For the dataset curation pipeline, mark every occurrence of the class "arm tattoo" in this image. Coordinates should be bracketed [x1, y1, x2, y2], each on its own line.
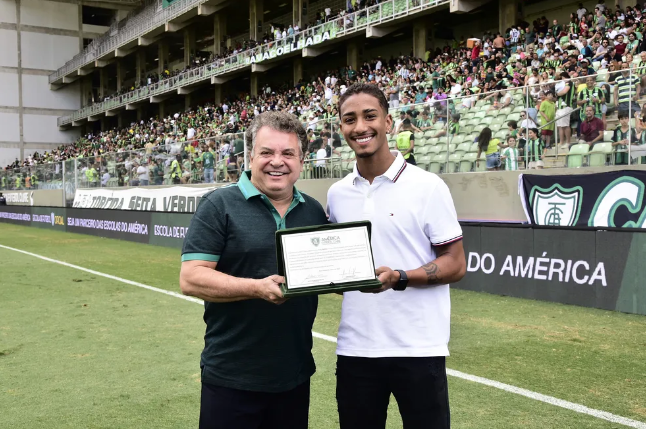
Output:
[422, 262, 440, 284]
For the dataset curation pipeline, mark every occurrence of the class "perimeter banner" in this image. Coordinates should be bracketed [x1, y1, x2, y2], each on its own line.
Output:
[519, 171, 646, 228]
[72, 187, 216, 213]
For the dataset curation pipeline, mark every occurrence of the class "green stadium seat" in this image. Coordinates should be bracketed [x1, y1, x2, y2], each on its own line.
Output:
[469, 142, 479, 153]
[414, 132, 424, 140]
[603, 130, 614, 141]
[433, 122, 445, 130]
[468, 118, 480, 126]
[474, 111, 487, 119]
[588, 143, 613, 166]
[424, 130, 434, 138]
[567, 144, 590, 168]
[480, 117, 493, 126]
[473, 124, 487, 134]
[455, 142, 472, 155]
[416, 138, 427, 147]
[417, 145, 431, 155]
[446, 153, 463, 173]
[417, 154, 432, 171]
[427, 137, 439, 146]
[491, 116, 506, 125]
[428, 145, 441, 155]
[461, 125, 473, 135]
[447, 144, 457, 153]
[507, 113, 521, 122]
[450, 135, 465, 145]
[429, 154, 446, 174]
[460, 152, 477, 172]
[499, 107, 512, 116]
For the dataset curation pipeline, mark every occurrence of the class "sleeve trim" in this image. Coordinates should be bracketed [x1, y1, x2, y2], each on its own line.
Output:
[432, 235, 463, 246]
[181, 253, 221, 262]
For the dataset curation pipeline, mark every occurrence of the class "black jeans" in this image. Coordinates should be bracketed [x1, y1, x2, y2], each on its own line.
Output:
[336, 356, 450, 429]
[199, 380, 310, 429]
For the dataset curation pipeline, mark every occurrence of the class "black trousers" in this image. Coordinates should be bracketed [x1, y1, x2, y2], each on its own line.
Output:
[199, 380, 310, 429]
[336, 356, 450, 429]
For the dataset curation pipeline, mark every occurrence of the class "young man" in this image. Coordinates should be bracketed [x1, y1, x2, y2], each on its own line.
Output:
[612, 113, 637, 165]
[179, 111, 327, 429]
[526, 128, 546, 169]
[328, 83, 466, 429]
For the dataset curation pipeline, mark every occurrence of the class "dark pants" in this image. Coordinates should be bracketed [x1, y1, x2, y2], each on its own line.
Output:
[199, 380, 310, 429]
[336, 356, 450, 429]
[405, 154, 417, 165]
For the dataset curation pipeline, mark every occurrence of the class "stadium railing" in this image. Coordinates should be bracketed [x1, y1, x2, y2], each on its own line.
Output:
[57, 0, 450, 126]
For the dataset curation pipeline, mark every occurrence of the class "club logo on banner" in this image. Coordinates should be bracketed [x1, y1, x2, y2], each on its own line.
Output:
[529, 184, 582, 226]
[520, 171, 646, 228]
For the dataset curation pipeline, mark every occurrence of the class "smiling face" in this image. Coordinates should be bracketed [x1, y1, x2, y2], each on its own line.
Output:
[339, 93, 392, 159]
[249, 127, 303, 199]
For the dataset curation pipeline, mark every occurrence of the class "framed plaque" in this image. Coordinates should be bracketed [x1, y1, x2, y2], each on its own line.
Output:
[276, 221, 382, 297]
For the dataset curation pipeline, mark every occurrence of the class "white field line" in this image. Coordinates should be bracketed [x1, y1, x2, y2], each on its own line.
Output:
[2, 243, 645, 429]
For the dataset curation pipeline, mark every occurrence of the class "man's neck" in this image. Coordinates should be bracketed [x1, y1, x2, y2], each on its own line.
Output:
[356, 148, 396, 185]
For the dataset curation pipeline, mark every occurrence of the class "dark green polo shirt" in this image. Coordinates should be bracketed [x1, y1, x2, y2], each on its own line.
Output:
[181, 171, 327, 392]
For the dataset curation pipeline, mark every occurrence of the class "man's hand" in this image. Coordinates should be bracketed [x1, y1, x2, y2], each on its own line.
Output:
[365, 267, 400, 294]
[254, 275, 287, 304]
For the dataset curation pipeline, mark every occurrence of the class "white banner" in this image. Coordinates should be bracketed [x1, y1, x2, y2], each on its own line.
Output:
[72, 186, 217, 213]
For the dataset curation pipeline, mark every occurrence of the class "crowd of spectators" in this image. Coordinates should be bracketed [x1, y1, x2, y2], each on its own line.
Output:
[7, 1, 646, 186]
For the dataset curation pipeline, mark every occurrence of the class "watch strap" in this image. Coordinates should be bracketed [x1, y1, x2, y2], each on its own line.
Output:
[394, 269, 408, 291]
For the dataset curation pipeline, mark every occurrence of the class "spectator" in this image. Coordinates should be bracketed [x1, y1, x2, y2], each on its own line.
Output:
[525, 128, 546, 169]
[0, 192, 6, 205]
[611, 112, 638, 165]
[539, 90, 556, 147]
[475, 127, 502, 171]
[501, 136, 520, 171]
[579, 105, 605, 148]
[101, 170, 111, 187]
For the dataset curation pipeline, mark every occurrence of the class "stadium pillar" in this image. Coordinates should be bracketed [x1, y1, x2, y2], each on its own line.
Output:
[185, 93, 192, 111]
[158, 40, 169, 75]
[116, 60, 123, 92]
[184, 27, 196, 65]
[214, 14, 226, 55]
[159, 101, 166, 119]
[135, 50, 146, 85]
[251, 74, 259, 97]
[249, 0, 263, 41]
[99, 68, 108, 100]
[137, 106, 144, 122]
[81, 76, 92, 107]
[346, 40, 359, 72]
[293, 57, 303, 85]
[214, 85, 222, 105]
[413, 21, 427, 59]
[292, 0, 304, 28]
[117, 113, 124, 128]
[498, 0, 517, 34]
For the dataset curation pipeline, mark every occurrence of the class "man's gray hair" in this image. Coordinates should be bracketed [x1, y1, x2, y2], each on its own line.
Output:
[245, 111, 308, 159]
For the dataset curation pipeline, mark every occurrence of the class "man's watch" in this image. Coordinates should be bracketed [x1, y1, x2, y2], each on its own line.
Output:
[393, 270, 408, 291]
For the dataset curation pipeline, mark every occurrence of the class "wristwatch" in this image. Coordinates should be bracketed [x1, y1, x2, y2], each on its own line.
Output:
[393, 270, 408, 291]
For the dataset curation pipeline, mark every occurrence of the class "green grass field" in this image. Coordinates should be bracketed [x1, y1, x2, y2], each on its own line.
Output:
[1, 223, 645, 429]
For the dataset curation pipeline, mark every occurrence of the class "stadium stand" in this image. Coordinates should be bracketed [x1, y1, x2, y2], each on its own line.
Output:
[6, 0, 646, 190]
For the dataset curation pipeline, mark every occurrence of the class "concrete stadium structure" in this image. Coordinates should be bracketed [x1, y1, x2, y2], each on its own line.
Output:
[0, 0, 138, 167]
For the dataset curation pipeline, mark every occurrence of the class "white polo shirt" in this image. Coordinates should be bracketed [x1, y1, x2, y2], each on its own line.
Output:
[327, 152, 462, 358]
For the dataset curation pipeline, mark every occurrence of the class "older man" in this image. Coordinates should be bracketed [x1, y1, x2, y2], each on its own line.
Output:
[179, 111, 328, 429]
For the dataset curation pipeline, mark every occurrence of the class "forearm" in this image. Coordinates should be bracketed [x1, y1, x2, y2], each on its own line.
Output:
[180, 265, 258, 303]
[405, 251, 466, 287]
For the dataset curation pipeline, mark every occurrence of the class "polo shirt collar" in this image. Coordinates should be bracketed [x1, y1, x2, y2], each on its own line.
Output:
[351, 151, 407, 185]
[237, 170, 305, 203]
